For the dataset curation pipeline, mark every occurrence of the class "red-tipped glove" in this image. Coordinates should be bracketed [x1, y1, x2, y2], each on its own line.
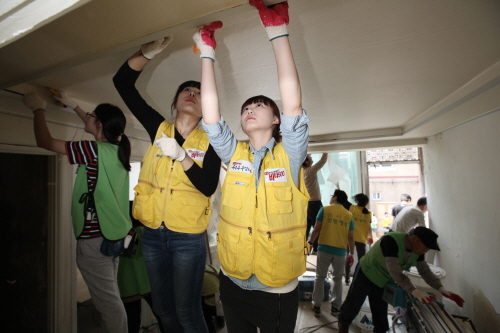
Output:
[347, 254, 354, 267]
[439, 288, 465, 307]
[193, 21, 223, 62]
[249, 0, 289, 41]
[411, 289, 436, 304]
[368, 237, 373, 245]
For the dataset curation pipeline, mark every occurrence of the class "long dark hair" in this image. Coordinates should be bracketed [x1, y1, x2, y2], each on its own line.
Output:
[241, 95, 281, 142]
[353, 193, 370, 214]
[94, 103, 131, 171]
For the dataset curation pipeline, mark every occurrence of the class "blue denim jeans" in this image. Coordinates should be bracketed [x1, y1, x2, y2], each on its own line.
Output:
[142, 224, 208, 333]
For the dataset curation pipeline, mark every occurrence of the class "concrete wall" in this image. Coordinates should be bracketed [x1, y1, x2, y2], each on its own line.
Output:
[423, 110, 500, 331]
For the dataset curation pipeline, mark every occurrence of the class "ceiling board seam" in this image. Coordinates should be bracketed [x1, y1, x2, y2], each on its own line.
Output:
[403, 75, 500, 135]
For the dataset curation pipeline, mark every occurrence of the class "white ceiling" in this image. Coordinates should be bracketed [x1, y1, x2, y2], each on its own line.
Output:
[1, 0, 499, 150]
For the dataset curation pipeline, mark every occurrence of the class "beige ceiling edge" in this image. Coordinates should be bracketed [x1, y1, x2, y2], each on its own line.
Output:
[0, 0, 91, 49]
[309, 127, 403, 143]
[403, 60, 500, 135]
[307, 138, 427, 153]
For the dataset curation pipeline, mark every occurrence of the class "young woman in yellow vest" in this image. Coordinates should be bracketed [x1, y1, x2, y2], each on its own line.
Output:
[23, 92, 132, 332]
[113, 36, 222, 332]
[193, 1, 310, 331]
[345, 193, 374, 285]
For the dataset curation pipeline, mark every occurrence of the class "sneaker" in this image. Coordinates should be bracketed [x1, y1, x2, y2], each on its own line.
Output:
[311, 304, 321, 317]
[331, 306, 340, 316]
[345, 279, 350, 286]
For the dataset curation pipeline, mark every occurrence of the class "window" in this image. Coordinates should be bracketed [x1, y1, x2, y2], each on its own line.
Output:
[372, 192, 381, 200]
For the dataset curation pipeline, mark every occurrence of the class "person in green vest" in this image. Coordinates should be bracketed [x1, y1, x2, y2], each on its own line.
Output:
[24, 92, 132, 333]
[337, 227, 465, 333]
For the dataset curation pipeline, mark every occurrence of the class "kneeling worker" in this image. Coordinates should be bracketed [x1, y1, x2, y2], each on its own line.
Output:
[337, 227, 464, 333]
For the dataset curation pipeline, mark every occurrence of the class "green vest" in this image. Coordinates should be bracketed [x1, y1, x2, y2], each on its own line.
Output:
[71, 141, 132, 240]
[360, 232, 419, 288]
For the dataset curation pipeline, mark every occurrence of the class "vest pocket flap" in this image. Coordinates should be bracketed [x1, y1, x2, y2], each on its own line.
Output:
[271, 185, 292, 201]
[257, 231, 305, 283]
[132, 181, 155, 227]
[222, 175, 250, 210]
[266, 185, 293, 215]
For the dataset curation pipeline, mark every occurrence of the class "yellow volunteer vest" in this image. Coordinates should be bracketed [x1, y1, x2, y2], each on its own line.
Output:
[217, 142, 310, 287]
[350, 205, 372, 244]
[132, 121, 212, 233]
[318, 204, 353, 249]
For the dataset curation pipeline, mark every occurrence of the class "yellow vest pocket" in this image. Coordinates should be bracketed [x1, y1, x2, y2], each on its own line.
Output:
[132, 181, 156, 227]
[266, 184, 293, 215]
[167, 189, 210, 232]
[222, 175, 251, 210]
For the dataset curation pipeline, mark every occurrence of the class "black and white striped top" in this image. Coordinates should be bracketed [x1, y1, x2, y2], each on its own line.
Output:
[66, 140, 102, 238]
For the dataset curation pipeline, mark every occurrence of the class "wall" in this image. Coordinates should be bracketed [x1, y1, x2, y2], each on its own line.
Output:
[0, 91, 151, 161]
[423, 110, 500, 331]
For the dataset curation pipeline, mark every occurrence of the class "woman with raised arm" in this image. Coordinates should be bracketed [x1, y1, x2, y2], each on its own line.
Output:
[23, 92, 132, 332]
[113, 37, 221, 332]
[194, 1, 310, 331]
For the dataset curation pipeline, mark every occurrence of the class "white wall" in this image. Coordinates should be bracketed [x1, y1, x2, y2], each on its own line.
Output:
[423, 110, 500, 328]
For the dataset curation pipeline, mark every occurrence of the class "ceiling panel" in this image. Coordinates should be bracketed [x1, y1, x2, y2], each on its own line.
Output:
[1, 0, 499, 146]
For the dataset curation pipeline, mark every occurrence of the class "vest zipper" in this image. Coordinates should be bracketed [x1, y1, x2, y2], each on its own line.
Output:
[220, 216, 253, 235]
[161, 160, 175, 224]
[257, 225, 305, 240]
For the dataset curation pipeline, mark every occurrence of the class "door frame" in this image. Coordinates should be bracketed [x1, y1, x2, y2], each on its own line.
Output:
[0, 144, 76, 332]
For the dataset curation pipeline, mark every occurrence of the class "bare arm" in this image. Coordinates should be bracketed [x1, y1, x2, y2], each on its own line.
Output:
[271, 36, 302, 117]
[33, 110, 66, 154]
[348, 230, 355, 255]
[200, 57, 221, 124]
[74, 106, 87, 123]
[128, 50, 150, 71]
[308, 221, 322, 244]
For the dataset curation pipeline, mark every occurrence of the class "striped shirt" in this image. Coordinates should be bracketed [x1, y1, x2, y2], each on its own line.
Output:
[66, 140, 102, 238]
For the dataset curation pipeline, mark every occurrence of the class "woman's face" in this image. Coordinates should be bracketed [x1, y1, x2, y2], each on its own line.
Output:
[175, 86, 201, 118]
[84, 111, 100, 135]
[240, 102, 279, 134]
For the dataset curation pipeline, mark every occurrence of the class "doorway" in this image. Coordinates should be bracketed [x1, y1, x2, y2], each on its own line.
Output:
[0, 153, 49, 332]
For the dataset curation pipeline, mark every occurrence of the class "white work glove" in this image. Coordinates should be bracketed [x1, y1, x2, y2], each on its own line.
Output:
[140, 36, 173, 60]
[52, 90, 78, 110]
[439, 287, 465, 307]
[193, 21, 223, 62]
[249, 0, 289, 41]
[23, 93, 46, 112]
[411, 288, 435, 304]
[154, 132, 186, 162]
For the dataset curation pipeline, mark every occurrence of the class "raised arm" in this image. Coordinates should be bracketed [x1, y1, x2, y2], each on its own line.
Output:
[24, 93, 66, 154]
[193, 22, 223, 125]
[129, 37, 173, 71]
[51, 90, 87, 123]
[250, 0, 302, 116]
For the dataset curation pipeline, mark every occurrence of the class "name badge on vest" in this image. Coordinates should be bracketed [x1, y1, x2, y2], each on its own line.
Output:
[186, 149, 206, 162]
[264, 168, 288, 183]
[229, 160, 254, 175]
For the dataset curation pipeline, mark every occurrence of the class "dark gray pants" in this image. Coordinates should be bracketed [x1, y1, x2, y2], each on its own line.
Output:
[219, 272, 299, 333]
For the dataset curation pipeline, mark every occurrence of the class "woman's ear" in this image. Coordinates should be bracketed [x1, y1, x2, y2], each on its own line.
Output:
[272, 116, 280, 125]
